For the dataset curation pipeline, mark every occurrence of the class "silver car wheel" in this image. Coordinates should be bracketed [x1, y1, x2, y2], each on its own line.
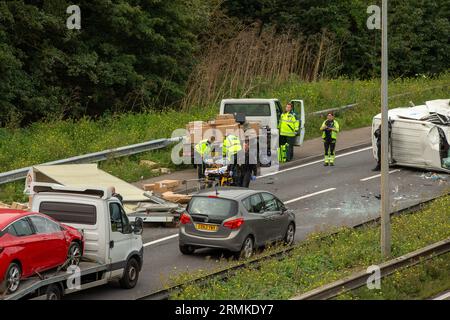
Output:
[7, 265, 21, 293]
[242, 237, 254, 259]
[285, 224, 295, 245]
[68, 243, 81, 266]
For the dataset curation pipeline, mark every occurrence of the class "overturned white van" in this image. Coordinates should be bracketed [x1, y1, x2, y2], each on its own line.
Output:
[372, 99, 450, 173]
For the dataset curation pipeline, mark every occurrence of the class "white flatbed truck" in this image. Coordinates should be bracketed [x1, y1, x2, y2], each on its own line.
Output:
[1, 183, 144, 300]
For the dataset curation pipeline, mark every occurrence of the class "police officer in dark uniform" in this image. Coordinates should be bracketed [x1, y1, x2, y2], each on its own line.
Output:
[237, 141, 257, 188]
[373, 121, 392, 171]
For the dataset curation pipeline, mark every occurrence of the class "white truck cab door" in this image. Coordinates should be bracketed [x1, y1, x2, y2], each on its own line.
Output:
[108, 201, 135, 278]
[290, 100, 305, 146]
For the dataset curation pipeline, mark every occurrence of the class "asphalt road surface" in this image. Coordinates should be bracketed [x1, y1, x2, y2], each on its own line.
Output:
[67, 146, 449, 299]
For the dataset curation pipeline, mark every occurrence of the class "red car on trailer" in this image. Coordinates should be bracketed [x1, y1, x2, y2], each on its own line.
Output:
[0, 209, 84, 294]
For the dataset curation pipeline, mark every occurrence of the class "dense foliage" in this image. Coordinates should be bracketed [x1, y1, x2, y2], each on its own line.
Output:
[0, 0, 206, 125]
[0, 0, 448, 125]
[223, 0, 450, 78]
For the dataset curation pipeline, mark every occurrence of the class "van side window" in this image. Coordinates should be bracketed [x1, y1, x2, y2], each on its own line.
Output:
[109, 202, 131, 234]
[275, 100, 282, 122]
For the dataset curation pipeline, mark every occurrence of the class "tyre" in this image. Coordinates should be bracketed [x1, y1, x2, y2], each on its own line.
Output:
[45, 284, 63, 300]
[65, 242, 82, 269]
[0, 263, 22, 294]
[237, 236, 254, 260]
[179, 244, 195, 255]
[284, 223, 295, 246]
[119, 258, 140, 289]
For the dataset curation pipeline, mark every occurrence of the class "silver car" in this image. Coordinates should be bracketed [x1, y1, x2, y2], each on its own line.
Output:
[179, 188, 296, 259]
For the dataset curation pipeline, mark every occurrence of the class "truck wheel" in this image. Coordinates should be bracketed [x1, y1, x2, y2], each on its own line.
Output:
[0, 263, 21, 294]
[46, 284, 63, 300]
[179, 245, 195, 255]
[119, 258, 140, 289]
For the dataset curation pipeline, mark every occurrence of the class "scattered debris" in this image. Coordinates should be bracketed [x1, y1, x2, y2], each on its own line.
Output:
[139, 160, 158, 169]
[420, 172, 448, 182]
[0, 201, 11, 208]
[161, 191, 192, 204]
[151, 167, 172, 175]
[143, 183, 156, 192]
[10, 202, 28, 210]
[145, 180, 182, 194]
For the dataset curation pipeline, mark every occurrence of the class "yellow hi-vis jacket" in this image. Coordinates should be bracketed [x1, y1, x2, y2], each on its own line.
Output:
[279, 112, 299, 137]
[320, 120, 340, 140]
[222, 134, 242, 159]
[195, 139, 212, 157]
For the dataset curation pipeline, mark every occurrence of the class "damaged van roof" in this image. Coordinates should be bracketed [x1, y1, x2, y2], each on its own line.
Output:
[374, 99, 450, 124]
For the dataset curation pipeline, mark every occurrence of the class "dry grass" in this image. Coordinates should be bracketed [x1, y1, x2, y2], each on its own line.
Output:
[182, 25, 340, 109]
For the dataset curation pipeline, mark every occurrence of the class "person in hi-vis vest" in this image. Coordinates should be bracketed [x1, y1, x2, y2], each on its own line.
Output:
[320, 112, 340, 166]
[194, 136, 215, 178]
[278, 103, 299, 162]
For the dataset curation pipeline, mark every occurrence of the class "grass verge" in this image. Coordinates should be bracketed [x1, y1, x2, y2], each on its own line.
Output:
[170, 195, 450, 300]
[0, 74, 449, 202]
[335, 253, 450, 300]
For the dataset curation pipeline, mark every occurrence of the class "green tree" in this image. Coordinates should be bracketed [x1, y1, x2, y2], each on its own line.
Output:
[0, 0, 203, 125]
[222, 0, 450, 78]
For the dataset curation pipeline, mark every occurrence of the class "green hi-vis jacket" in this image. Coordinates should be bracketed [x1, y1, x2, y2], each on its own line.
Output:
[222, 134, 242, 158]
[279, 112, 299, 137]
[195, 139, 212, 156]
[320, 120, 340, 140]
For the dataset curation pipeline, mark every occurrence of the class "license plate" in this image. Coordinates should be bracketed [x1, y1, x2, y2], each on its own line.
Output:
[195, 223, 219, 232]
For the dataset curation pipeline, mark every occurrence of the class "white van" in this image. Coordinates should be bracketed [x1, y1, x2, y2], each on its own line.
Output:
[219, 98, 306, 146]
[372, 99, 450, 173]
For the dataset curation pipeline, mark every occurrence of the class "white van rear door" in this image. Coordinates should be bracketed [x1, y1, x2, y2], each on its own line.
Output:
[290, 100, 305, 146]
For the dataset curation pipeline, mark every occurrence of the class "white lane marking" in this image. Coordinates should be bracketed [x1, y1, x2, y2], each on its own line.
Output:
[285, 188, 337, 204]
[360, 169, 401, 182]
[143, 147, 370, 248]
[433, 292, 450, 300]
[258, 146, 373, 178]
[143, 234, 178, 247]
[144, 188, 337, 247]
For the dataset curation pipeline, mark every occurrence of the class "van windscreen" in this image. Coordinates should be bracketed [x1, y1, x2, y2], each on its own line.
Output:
[224, 103, 271, 117]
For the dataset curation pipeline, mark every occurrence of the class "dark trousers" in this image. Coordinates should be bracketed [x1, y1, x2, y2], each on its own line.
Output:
[197, 162, 206, 179]
[280, 136, 295, 161]
[195, 151, 206, 179]
[376, 141, 381, 167]
[324, 139, 336, 162]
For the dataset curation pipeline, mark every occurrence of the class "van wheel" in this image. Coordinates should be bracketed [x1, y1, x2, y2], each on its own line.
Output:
[119, 258, 140, 289]
[66, 242, 82, 269]
[46, 284, 63, 300]
[0, 263, 21, 294]
[237, 236, 254, 260]
[284, 223, 295, 246]
[179, 245, 195, 255]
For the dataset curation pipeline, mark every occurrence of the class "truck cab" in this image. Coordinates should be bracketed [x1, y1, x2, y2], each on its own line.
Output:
[219, 98, 305, 146]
